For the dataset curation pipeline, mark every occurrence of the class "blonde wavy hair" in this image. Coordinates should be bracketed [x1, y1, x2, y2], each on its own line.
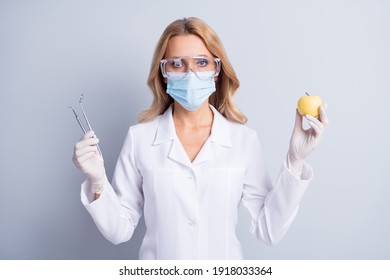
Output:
[139, 17, 247, 124]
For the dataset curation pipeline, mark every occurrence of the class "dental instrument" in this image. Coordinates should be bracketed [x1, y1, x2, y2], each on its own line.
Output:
[68, 95, 103, 159]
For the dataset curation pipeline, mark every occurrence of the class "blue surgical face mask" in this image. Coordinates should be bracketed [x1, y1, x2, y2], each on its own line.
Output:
[166, 72, 216, 112]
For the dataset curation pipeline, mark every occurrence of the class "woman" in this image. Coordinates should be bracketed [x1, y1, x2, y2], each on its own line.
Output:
[73, 17, 328, 259]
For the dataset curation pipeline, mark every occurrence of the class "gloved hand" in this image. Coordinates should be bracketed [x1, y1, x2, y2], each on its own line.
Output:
[286, 104, 329, 177]
[73, 131, 106, 194]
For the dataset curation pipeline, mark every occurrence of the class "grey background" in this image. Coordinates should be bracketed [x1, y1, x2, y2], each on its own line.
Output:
[1, 0, 389, 259]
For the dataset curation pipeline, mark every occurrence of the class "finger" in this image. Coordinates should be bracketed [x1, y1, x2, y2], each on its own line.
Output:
[319, 105, 329, 127]
[80, 130, 95, 141]
[293, 109, 304, 132]
[74, 151, 98, 166]
[305, 114, 325, 134]
[74, 145, 98, 158]
[75, 137, 100, 150]
[305, 114, 325, 129]
[307, 119, 324, 136]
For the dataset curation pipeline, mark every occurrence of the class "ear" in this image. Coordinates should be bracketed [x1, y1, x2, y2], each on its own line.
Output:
[164, 78, 168, 83]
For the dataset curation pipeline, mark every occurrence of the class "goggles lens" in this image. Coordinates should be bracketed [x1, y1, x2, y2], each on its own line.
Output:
[160, 56, 221, 80]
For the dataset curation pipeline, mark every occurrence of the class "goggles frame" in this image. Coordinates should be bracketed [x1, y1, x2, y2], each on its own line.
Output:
[160, 56, 221, 80]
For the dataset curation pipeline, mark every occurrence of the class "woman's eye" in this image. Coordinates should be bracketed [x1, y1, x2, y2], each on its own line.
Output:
[172, 59, 183, 68]
[197, 59, 208, 67]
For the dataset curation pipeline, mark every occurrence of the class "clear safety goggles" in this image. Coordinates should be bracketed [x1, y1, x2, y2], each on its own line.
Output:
[160, 56, 221, 80]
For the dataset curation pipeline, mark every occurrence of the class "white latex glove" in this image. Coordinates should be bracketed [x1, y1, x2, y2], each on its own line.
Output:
[73, 131, 106, 194]
[286, 104, 329, 177]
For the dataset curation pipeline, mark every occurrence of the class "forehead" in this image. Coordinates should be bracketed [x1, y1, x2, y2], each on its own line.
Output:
[164, 34, 213, 58]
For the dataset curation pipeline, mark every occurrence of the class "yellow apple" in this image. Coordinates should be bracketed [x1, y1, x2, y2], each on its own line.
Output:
[297, 93, 323, 118]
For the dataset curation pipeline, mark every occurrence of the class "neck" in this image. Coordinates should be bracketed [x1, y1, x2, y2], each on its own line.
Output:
[172, 102, 213, 128]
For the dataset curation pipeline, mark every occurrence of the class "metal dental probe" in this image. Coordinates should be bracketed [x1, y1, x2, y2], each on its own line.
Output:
[67, 106, 87, 134]
[79, 94, 93, 132]
[78, 94, 103, 158]
[68, 95, 103, 159]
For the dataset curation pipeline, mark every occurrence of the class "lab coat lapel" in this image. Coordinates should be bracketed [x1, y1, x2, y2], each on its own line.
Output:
[169, 138, 193, 167]
[192, 138, 213, 165]
[153, 105, 193, 167]
[193, 105, 233, 165]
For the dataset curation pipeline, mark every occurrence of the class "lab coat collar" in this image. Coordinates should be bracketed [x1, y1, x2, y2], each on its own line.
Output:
[153, 105, 176, 145]
[153, 104, 233, 148]
[209, 105, 233, 148]
[153, 103, 233, 167]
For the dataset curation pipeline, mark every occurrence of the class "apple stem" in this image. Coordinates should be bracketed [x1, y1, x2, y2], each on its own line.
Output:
[305, 92, 310, 96]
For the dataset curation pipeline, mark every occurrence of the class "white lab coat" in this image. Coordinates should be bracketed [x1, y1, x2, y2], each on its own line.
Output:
[81, 104, 313, 259]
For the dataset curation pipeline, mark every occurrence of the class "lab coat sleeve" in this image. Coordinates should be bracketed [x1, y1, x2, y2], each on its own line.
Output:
[80, 126, 143, 245]
[241, 130, 313, 245]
